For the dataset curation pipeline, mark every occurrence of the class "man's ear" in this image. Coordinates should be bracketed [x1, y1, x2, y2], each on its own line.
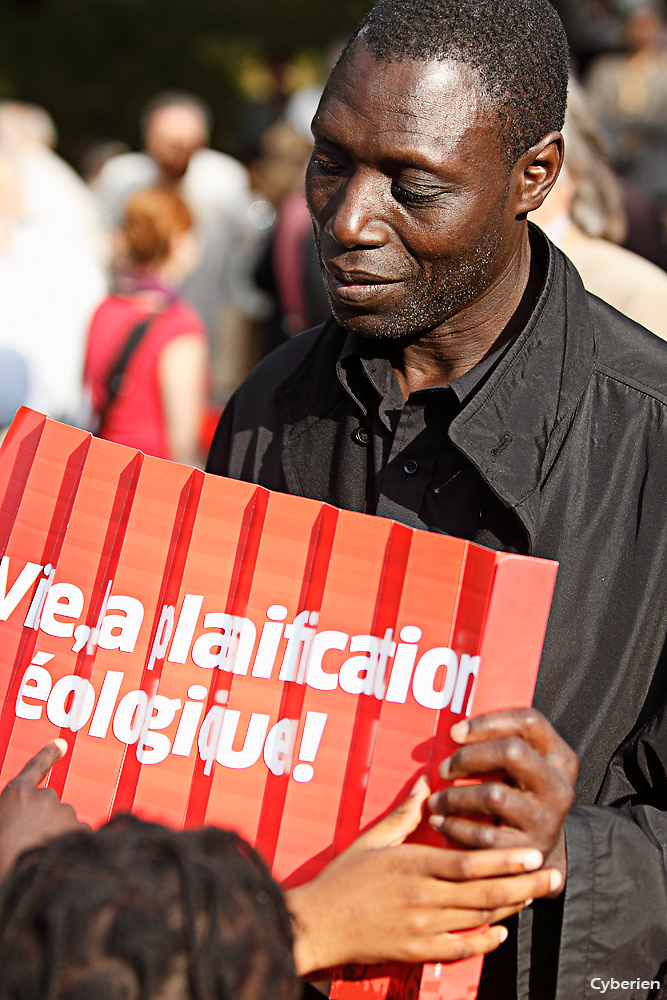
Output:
[512, 132, 564, 220]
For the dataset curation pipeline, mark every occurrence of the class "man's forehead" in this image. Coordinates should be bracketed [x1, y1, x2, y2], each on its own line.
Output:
[315, 45, 495, 157]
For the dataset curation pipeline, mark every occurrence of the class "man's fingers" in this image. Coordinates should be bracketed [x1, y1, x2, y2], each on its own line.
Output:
[438, 738, 551, 790]
[449, 710, 578, 781]
[433, 814, 531, 851]
[450, 709, 556, 751]
[9, 738, 68, 789]
[431, 779, 543, 828]
[352, 775, 430, 850]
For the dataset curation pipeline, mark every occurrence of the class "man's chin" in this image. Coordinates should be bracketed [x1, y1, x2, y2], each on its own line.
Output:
[330, 303, 412, 341]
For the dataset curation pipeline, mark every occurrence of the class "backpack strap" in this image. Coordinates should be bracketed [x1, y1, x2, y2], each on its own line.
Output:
[97, 313, 159, 431]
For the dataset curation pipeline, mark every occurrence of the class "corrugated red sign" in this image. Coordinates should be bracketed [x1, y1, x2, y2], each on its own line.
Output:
[0, 408, 558, 999]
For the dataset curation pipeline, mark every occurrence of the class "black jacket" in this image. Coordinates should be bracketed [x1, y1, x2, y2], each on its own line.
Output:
[208, 237, 667, 999]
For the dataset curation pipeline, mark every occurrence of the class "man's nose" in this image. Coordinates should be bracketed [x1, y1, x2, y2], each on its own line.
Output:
[324, 170, 390, 249]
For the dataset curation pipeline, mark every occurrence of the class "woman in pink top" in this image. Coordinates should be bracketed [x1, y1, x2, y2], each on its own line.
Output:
[85, 188, 207, 464]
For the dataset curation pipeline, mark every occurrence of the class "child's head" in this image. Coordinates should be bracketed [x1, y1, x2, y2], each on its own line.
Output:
[0, 816, 298, 1000]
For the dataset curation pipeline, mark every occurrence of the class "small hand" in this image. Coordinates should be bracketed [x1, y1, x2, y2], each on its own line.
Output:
[428, 709, 578, 894]
[287, 776, 562, 976]
[0, 739, 89, 881]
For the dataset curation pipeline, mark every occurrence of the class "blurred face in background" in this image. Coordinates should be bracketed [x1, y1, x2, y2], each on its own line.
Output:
[144, 105, 209, 182]
[625, 8, 664, 53]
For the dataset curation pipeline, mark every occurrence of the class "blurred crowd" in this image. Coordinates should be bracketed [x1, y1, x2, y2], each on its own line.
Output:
[3, 1, 667, 464]
[0, 62, 328, 466]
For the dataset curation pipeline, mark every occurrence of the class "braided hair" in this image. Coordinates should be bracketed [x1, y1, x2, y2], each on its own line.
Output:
[0, 816, 298, 1000]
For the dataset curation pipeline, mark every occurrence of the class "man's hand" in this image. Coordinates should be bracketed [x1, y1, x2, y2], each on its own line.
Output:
[0, 738, 89, 880]
[427, 709, 578, 894]
[287, 776, 563, 976]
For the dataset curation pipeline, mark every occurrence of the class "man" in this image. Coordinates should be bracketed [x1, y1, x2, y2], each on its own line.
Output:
[207, 0, 667, 997]
[94, 92, 251, 361]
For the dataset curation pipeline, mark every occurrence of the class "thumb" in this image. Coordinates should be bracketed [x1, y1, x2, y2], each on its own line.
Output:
[353, 775, 431, 850]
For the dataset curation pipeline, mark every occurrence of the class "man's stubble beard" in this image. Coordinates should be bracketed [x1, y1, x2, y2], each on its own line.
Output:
[316, 222, 506, 342]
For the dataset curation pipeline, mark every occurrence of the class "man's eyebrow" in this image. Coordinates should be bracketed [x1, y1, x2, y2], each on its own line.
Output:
[312, 129, 452, 176]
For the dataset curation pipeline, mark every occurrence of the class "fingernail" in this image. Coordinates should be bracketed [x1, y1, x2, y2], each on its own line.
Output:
[429, 815, 445, 830]
[521, 850, 543, 871]
[549, 870, 563, 891]
[498, 926, 508, 943]
[450, 721, 469, 742]
[410, 775, 429, 796]
[524, 898, 534, 908]
[427, 791, 440, 812]
[53, 738, 68, 756]
[439, 757, 452, 778]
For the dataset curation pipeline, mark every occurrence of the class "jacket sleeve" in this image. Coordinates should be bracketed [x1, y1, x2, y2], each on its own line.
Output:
[551, 696, 667, 1000]
[205, 395, 236, 477]
[553, 803, 667, 999]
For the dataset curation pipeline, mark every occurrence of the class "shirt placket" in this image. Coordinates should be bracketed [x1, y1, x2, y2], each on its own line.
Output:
[375, 401, 436, 526]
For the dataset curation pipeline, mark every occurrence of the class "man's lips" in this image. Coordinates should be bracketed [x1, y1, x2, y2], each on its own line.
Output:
[325, 267, 401, 304]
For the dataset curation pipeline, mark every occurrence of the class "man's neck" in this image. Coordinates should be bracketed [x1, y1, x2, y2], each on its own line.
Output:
[388, 231, 532, 399]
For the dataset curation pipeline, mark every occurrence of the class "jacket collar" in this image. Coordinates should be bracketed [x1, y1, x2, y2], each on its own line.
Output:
[274, 230, 597, 550]
[448, 234, 596, 549]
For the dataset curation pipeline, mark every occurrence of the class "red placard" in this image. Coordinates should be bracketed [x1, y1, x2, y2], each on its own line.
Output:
[0, 410, 558, 999]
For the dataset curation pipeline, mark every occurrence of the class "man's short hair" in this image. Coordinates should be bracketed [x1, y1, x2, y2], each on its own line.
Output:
[140, 90, 212, 137]
[342, 0, 569, 166]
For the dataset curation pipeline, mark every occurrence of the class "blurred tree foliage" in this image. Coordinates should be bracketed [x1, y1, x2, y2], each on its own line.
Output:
[0, 0, 373, 166]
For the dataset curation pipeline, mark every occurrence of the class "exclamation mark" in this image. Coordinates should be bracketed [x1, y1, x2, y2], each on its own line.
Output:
[292, 712, 327, 783]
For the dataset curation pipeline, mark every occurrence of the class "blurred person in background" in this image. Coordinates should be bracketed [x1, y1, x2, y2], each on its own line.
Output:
[551, 0, 624, 72]
[0, 149, 106, 422]
[0, 102, 104, 263]
[80, 139, 130, 188]
[251, 122, 329, 355]
[531, 79, 667, 338]
[85, 188, 207, 467]
[0, 350, 28, 437]
[585, 3, 667, 207]
[93, 91, 252, 396]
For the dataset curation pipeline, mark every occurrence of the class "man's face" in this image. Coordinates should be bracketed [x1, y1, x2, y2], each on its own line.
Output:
[306, 44, 521, 341]
[145, 106, 208, 181]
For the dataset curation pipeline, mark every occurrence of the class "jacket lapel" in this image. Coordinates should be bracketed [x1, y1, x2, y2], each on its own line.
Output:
[449, 241, 596, 552]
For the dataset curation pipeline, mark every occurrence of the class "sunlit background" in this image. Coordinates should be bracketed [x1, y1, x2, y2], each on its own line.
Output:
[1, 0, 667, 467]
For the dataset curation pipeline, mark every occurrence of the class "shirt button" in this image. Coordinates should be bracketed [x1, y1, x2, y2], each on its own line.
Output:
[353, 426, 370, 445]
[403, 460, 418, 475]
